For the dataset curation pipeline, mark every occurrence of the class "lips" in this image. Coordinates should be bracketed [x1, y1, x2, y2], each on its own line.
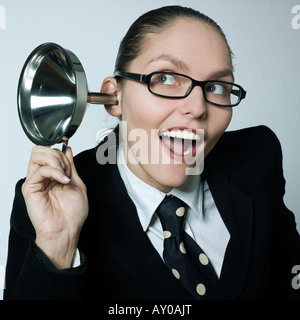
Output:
[158, 127, 204, 162]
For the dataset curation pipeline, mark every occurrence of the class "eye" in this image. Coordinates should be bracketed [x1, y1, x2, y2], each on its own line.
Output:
[155, 73, 177, 85]
[206, 83, 226, 95]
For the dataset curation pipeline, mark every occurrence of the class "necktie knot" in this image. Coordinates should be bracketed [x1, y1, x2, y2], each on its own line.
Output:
[156, 196, 186, 238]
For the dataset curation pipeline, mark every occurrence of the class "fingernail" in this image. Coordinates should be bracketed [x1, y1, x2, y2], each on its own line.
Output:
[63, 175, 70, 183]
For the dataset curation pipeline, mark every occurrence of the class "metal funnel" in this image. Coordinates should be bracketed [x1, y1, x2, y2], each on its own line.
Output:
[18, 42, 117, 151]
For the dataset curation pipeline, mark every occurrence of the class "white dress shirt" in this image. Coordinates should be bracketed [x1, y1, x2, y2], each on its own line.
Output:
[117, 144, 230, 278]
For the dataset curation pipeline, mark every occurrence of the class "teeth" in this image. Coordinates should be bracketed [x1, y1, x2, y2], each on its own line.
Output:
[159, 130, 201, 141]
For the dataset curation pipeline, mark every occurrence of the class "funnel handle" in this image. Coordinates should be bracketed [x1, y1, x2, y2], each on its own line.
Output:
[62, 139, 69, 154]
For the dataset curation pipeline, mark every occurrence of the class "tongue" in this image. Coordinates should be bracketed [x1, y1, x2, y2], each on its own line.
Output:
[173, 137, 184, 155]
[161, 136, 192, 155]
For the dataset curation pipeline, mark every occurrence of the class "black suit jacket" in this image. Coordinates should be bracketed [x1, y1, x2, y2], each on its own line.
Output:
[4, 126, 300, 299]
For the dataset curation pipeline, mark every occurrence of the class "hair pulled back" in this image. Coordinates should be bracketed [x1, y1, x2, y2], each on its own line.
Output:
[114, 5, 232, 73]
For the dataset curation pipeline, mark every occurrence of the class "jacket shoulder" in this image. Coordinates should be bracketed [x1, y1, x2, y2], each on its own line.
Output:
[223, 125, 281, 147]
[73, 128, 118, 178]
[74, 147, 98, 170]
[221, 125, 281, 157]
[206, 126, 283, 175]
[73, 142, 119, 200]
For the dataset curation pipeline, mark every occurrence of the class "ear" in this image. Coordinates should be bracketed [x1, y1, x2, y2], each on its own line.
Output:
[101, 77, 122, 117]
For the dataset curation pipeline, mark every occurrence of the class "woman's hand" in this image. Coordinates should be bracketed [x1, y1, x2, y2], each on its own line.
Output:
[22, 146, 88, 269]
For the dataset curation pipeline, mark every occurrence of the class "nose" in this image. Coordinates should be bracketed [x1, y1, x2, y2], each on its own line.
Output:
[178, 85, 207, 119]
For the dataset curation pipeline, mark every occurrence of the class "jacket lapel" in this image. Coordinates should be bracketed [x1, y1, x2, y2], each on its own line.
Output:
[203, 141, 255, 299]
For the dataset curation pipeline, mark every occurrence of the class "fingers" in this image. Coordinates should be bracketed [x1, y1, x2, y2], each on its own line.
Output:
[27, 165, 71, 187]
[65, 147, 85, 188]
[23, 146, 73, 195]
[27, 146, 71, 180]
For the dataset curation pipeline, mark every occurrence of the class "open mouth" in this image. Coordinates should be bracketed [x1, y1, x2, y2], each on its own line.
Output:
[158, 127, 204, 162]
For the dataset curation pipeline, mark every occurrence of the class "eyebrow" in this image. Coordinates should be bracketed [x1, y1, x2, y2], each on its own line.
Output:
[148, 55, 188, 72]
[148, 55, 234, 80]
[208, 69, 234, 81]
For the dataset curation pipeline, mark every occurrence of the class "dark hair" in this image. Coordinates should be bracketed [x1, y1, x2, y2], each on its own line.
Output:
[114, 5, 232, 73]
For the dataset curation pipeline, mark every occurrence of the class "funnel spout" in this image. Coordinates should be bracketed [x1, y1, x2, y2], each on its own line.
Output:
[87, 92, 118, 105]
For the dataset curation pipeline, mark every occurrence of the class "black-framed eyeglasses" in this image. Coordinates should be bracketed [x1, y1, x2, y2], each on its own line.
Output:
[114, 71, 246, 107]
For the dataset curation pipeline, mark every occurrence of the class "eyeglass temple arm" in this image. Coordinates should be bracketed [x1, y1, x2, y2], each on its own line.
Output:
[114, 71, 146, 83]
[87, 71, 148, 105]
[232, 88, 247, 99]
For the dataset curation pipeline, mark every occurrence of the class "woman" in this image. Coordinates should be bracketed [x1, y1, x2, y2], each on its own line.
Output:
[5, 5, 300, 299]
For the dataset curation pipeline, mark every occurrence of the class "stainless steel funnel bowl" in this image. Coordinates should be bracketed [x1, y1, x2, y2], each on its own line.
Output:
[17, 42, 117, 151]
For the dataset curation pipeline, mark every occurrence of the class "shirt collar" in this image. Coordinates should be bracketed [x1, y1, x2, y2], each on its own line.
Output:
[117, 143, 204, 232]
[169, 173, 203, 217]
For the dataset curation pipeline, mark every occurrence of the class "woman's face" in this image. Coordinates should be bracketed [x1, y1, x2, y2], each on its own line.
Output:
[115, 18, 233, 192]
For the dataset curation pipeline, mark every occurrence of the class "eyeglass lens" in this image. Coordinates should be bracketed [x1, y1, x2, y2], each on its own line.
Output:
[149, 73, 241, 106]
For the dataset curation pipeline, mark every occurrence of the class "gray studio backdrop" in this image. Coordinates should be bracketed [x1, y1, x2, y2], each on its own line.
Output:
[0, 0, 299, 298]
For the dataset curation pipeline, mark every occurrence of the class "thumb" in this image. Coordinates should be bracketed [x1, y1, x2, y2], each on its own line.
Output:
[65, 147, 82, 184]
